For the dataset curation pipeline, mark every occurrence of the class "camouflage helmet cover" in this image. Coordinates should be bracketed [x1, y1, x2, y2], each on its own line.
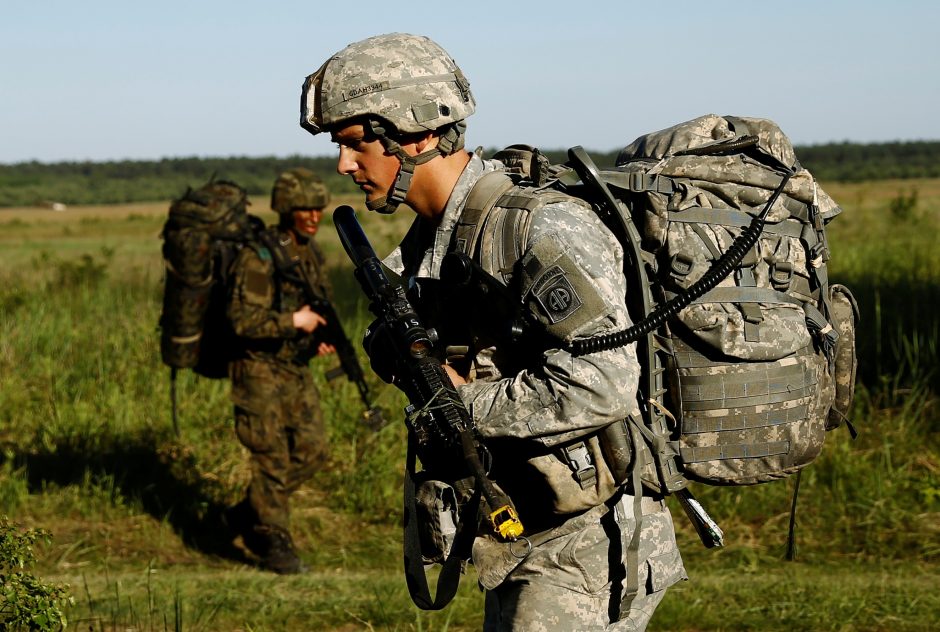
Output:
[300, 33, 475, 136]
[270, 167, 331, 214]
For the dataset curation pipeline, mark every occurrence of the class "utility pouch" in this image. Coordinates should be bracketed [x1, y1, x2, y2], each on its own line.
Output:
[671, 337, 831, 485]
[522, 430, 627, 516]
[414, 474, 462, 564]
[826, 283, 859, 430]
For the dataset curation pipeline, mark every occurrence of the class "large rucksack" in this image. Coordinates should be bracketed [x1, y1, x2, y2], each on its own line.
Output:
[159, 180, 263, 384]
[602, 115, 858, 490]
[455, 114, 858, 517]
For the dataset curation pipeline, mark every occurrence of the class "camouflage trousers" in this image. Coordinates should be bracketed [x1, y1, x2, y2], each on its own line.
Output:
[230, 357, 328, 533]
[481, 495, 686, 631]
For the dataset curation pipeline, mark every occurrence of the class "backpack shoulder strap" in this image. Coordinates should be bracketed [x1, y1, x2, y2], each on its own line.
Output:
[452, 170, 515, 257]
[255, 228, 293, 273]
[454, 169, 574, 286]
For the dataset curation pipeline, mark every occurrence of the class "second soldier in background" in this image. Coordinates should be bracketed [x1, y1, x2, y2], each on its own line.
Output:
[224, 168, 335, 574]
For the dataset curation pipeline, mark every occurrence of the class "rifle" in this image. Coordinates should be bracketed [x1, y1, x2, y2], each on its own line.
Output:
[334, 204, 523, 609]
[333, 204, 521, 535]
[259, 231, 385, 430]
[306, 294, 386, 430]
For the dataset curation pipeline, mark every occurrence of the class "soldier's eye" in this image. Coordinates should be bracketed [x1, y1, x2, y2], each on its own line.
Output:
[336, 139, 363, 151]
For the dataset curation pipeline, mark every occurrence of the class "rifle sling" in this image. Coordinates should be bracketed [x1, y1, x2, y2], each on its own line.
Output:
[402, 432, 481, 610]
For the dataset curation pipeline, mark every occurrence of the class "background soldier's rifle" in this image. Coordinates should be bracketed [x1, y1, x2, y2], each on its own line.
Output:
[259, 231, 385, 430]
[306, 294, 385, 430]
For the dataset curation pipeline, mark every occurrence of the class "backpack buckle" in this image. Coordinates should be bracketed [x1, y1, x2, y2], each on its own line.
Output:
[669, 253, 695, 278]
[628, 172, 647, 192]
[562, 442, 597, 490]
[770, 261, 794, 291]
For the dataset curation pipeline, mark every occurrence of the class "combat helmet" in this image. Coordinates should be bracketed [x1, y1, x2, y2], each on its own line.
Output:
[270, 167, 330, 214]
[300, 33, 475, 213]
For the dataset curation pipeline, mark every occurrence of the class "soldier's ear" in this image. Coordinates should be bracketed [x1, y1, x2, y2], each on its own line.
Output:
[407, 131, 437, 155]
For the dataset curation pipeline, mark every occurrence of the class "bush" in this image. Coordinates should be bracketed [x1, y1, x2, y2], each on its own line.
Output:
[0, 517, 73, 631]
[888, 188, 919, 221]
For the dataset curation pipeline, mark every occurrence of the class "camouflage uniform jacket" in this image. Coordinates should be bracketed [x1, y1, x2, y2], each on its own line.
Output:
[384, 152, 646, 586]
[228, 225, 333, 367]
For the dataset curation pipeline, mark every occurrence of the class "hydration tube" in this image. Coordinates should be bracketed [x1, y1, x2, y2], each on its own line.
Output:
[567, 152, 794, 356]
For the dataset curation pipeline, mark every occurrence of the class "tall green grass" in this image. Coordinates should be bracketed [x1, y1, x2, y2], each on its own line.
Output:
[0, 181, 938, 629]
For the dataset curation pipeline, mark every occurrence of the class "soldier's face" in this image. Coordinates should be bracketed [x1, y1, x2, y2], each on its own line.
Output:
[331, 122, 406, 207]
[292, 208, 323, 236]
[331, 124, 399, 201]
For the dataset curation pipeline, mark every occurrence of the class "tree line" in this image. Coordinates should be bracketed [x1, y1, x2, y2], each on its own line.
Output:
[2, 140, 939, 207]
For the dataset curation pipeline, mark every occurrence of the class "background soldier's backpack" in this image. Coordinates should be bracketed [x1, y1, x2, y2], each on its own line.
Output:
[457, 114, 858, 544]
[159, 180, 262, 405]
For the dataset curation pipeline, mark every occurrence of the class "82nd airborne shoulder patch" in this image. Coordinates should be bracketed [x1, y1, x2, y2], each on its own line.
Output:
[532, 265, 583, 324]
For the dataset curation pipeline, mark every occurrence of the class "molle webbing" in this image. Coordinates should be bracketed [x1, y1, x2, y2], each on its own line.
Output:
[685, 286, 805, 307]
[676, 358, 817, 417]
[680, 403, 811, 434]
[681, 441, 791, 464]
[673, 339, 821, 478]
[668, 207, 806, 239]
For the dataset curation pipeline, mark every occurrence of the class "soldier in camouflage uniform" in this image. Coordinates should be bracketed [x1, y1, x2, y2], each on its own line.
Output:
[300, 34, 687, 629]
[225, 167, 334, 575]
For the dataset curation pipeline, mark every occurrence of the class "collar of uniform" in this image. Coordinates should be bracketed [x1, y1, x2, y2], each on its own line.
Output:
[382, 152, 502, 281]
[418, 153, 498, 280]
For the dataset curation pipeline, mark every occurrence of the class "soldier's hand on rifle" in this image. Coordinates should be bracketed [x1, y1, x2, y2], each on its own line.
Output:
[317, 341, 336, 356]
[442, 363, 467, 386]
[363, 320, 400, 384]
[293, 305, 327, 333]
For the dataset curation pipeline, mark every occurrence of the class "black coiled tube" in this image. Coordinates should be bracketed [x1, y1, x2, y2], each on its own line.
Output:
[570, 170, 794, 356]
[674, 135, 759, 157]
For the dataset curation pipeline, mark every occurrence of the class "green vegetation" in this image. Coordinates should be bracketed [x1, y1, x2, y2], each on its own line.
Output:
[3, 140, 940, 207]
[0, 178, 937, 630]
[0, 518, 73, 631]
[797, 141, 940, 182]
[0, 156, 359, 208]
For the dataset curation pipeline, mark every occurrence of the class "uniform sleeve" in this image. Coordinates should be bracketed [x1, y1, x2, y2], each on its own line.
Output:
[456, 201, 641, 447]
[227, 247, 297, 340]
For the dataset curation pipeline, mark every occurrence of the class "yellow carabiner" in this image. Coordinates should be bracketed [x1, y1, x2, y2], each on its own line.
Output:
[490, 504, 524, 540]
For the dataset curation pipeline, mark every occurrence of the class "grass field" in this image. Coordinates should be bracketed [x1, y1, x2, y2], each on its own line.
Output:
[1, 180, 938, 631]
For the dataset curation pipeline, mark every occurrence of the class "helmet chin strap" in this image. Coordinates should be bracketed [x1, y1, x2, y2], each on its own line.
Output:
[365, 119, 466, 214]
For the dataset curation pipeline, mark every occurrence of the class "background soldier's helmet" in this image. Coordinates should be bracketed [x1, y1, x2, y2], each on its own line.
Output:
[270, 167, 330, 214]
[300, 33, 475, 136]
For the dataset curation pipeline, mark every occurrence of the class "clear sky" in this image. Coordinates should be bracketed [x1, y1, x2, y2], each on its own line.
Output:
[2, 0, 938, 164]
